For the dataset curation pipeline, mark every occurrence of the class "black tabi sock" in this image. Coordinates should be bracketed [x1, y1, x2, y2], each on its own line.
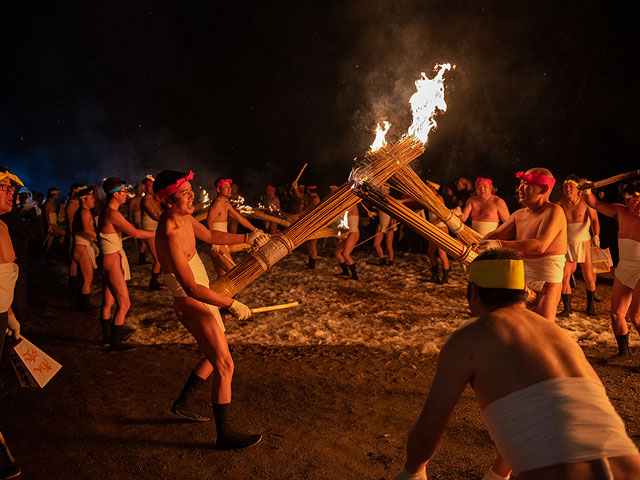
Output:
[586, 289, 596, 315]
[348, 262, 358, 280]
[615, 334, 630, 356]
[338, 262, 349, 275]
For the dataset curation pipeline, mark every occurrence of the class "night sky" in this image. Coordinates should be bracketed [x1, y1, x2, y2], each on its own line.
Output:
[2, 1, 637, 201]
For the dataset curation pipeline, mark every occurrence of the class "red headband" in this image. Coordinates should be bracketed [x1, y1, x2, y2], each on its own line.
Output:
[216, 178, 232, 188]
[475, 177, 492, 185]
[307, 185, 317, 190]
[156, 170, 194, 202]
[515, 171, 556, 189]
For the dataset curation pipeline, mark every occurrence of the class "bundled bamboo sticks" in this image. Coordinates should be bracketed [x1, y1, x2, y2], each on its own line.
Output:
[210, 136, 426, 296]
[243, 210, 292, 227]
[353, 182, 477, 264]
[390, 165, 483, 247]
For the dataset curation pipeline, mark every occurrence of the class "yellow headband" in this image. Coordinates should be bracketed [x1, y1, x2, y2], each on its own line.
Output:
[427, 180, 440, 190]
[0, 171, 24, 187]
[468, 259, 525, 290]
[563, 179, 578, 186]
[624, 191, 640, 199]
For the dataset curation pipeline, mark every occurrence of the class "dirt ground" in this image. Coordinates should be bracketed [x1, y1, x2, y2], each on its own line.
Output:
[2, 246, 640, 480]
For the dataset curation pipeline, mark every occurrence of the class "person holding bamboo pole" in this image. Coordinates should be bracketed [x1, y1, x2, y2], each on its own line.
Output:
[153, 169, 267, 450]
[207, 177, 264, 278]
[480, 168, 567, 321]
[335, 204, 360, 280]
[460, 177, 510, 236]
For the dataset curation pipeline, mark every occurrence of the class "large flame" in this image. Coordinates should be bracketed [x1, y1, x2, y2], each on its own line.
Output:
[370, 121, 391, 152]
[406, 63, 451, 144]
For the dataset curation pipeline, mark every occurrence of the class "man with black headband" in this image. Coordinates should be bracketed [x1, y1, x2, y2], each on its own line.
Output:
[206, 177, 264, 278]
[585, 181, 640, 360]
[154, 169, 268, 450]
[556, 174, 600, 317]
[395, 249, 640, 480]
[480, 168, 567, 320]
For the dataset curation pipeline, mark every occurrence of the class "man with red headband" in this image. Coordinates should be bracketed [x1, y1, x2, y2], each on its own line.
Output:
[206, 177, 264, 278]
[141, 175, 164, 290]
[461, 177, 510, 236]
[154, 169, 268, 450]
[556, 174, 600, 317]
[584, 181, 640, 360]
[480, 168, 567, 321]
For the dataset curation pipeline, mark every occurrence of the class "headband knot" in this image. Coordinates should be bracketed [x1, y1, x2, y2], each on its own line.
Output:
[515, 171, 556, 189]
[156, 170, 194, 202]
[216, 178, 232, 188]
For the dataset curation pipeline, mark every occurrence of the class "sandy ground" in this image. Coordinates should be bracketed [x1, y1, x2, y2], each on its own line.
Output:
[1, 239, 639, 480]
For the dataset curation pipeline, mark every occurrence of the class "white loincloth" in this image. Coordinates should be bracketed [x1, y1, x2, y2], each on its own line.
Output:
[377, 211, 391, 233]
[347, 215, 359, 233]
[523, 255, 565, 292]
[566, 220, 591, 263]
[0, 262, 19, 313]
[141, 211, 158, 231]
[472, 220, 499, 236]
[483, 377, 638, 475]
[211, 221, 228, 232]
[99, 233, 131, 281]
[615, 238, 640, 289]
[74, 233, 99, 269]
[162, 252, 225, 333]
[132, 210, 142, 228]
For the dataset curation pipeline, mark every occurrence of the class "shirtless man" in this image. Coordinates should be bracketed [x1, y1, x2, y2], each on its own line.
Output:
[584, 181, 640, 359]
[43, 187, 65, 251]
[98, 177, 155, 350]
[461, 177, 510, 236]
[64, 183, 84, 289]
[153, 169, 268, 449]
[335, 204, 360, 280]
[557, 174, 600, 317]
[128, 182, 149, 265]
[207, 178, 263, 278]
[141, 176, 164, 290]
[480, 168, 567, 321]
[425, 181, 450, 284]
[294, 185, 321, 269]
[396, 248, 640, 480]
[72, 187, 99, 311]
[263, 185, 281, 235]
[373, 184, 397, 266]
[0, 166, 23, 480]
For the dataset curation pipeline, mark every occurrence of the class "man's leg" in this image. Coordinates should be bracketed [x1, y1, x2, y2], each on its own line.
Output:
[171, 357, 213, 422]
[558, 261, 575, 317]
[610, 279, 633, 358]
[580, 246, 597, 315]
[536, 282, 563, 321]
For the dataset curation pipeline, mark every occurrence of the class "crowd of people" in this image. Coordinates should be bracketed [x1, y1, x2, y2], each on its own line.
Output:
[1, 162, 639, 478]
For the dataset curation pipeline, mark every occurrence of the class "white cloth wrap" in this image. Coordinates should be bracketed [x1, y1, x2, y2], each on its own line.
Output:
[377, 211, 391, 233]
[211, 221, 228, 232]
[132, 210, 142, 227]
[472, 220, 499, 236]
[74, 233, 99, 269]
[615, 238, 640, 289]
[347, 215, 359, 233]
[0, 262, 19, 313]
[566, 220, 591, 263]
[99, 233, 131, 281]
[141, 212, 158, 231]
[162, 253, 225, 333]
[48, 212, 58, 225]
[483, 377, 638, 475]
[523, 255, 565, 291]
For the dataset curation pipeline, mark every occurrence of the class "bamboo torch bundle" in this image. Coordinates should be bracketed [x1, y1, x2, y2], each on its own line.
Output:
[390, 165, 483, 247]
[352, 182, 477, 264]
[243, 210, 292, 227]
[210, 136, 426, 296]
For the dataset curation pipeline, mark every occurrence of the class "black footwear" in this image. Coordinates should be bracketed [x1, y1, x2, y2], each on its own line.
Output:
[213, 402, 262, 450]
[0, 464, 21, 479]
[439, 269, 449, 284]
[149, 273, 163, 291]
[337, 262, 350, 276]
[305, 258, 316, 270]
[79, 293, 98, 312]
[569, 274, 576, 288]
[100, 318, 111, 346]
[108, 324, 137, 351]
[427, 266, 439, 283]
[138, 251, 150, 265]
[614, 333, 631, 357]
[586, 289, 596, 316]
[557, 293, 572, 317]
[347, 263, 358, 280]
[171, 372, 211, 422]
[387, 260, 394, 266]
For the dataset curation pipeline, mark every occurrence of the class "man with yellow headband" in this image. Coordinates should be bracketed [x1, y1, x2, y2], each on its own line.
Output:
[556, 174, 600, 317]
[480, 168, 567, 321]
[584, 180, 640, 360]
[395, 249, 640, 480]
[460, 177, 510, 236]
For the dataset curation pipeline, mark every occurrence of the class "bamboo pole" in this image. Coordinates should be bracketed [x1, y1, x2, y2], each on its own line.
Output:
[293, 163, 308, 185]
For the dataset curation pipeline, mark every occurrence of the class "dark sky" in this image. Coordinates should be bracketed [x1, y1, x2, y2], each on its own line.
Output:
[1, 1, 637, 201]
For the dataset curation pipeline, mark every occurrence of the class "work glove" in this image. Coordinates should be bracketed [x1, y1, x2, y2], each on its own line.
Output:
[478, 239, 503, 252]
[591, 235, 600, 247]
[7, 313, 21, 340]
[228, 299, 251, 320]
[395, 467, 427, 480]
[245, 229, 270, 248]
[210, 244, 221, 254]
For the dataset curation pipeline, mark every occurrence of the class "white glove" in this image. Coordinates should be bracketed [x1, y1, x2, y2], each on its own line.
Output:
[7, 313, 21, 340]
[228, 299, 252, 320]
[246, 229, 270, 248]
[395, 467, 427, 480]
[478, 239, 503, 252]
[210, 244, 221, 254]
[591, 235, 600, 247]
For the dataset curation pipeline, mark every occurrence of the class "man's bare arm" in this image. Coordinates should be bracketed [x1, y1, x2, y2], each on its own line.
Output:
[404, 331, 473, 473]
[497, 198, 510, 223]
[110, 211, 155, 239]
[142, 196, 162, 220]
[81, 209, 97, 241]
[588, 206, 600, 237]
[191, 216, 246, 245]
[227, 206, 258, 232]
[583, 192, 620, 219]
[460, 199, 472, 223]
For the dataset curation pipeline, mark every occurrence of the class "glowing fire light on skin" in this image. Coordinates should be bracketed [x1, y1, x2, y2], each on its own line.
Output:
[406, 63, 452, 144]
[370, 121, 391, 152]
[337, 211, 349, 236]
